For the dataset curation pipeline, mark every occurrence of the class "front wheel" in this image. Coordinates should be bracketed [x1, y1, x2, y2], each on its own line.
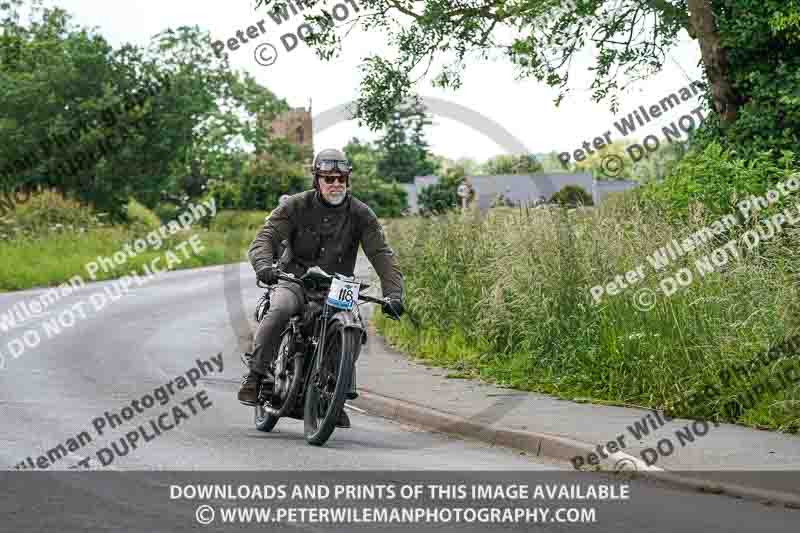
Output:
[303, 323, 359, 446]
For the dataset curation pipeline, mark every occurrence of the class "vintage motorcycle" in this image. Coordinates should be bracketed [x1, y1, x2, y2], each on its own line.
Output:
[247, 265, 400, 446]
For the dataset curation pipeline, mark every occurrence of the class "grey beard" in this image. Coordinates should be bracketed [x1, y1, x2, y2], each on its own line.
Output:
[324, 190, 346, 205]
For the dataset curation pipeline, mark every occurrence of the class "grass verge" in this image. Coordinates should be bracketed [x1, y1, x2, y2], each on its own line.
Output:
[374, 200, 800, 433]
[0, 209, 267, 291]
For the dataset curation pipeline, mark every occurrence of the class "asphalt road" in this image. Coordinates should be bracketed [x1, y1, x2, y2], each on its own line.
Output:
[1, 259, 797, 531]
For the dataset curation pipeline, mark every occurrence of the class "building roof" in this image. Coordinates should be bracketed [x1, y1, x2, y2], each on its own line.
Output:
[469, 173, 593, 210]
[414, 175, 440, 189]
[409, 172, 596, 212]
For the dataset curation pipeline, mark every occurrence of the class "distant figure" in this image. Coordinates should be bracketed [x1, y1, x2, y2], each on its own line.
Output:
[456, 179, 473, 212]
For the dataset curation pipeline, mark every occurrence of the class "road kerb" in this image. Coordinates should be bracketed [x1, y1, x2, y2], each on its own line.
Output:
[353, 387, 800, 509]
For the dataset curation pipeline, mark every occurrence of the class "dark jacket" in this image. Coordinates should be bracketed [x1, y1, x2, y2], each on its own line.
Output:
[248, 190, 404, 301]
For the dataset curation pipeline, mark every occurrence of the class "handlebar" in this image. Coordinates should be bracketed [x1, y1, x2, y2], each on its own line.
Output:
[258, 269, 390, 308]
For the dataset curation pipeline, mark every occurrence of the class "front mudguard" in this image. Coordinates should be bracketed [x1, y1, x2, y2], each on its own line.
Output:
[327, 308, 365, 400]
[328, 308, 368, 347]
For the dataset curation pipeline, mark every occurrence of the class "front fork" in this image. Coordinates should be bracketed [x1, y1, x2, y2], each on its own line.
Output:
[311, 303, 362, 398]
[314, 303, 331, 377]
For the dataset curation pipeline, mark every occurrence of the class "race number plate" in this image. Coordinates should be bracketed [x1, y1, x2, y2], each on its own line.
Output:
[326, 277, 360, 310]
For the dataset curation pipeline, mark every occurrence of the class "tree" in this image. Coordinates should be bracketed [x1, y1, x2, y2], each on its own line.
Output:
[563, 137, 689, 182]
[344, 137, 409, 216]
[238, 155, 307, 210]
[539, 151, 574, 173]
[261, 1, 800, 172]
[572, 140, 637, 181]
[482, 154, 543, 175]
[452, 157, 481, 176]
[418, 181, 458, 215]
[344, 137, 381, 180]
[1, 0, 290, 218]
[258, 0, 726, 124]
[417, 164, 473, 214]
[351, 178, 408, 217]
[550, 185, 594, 207]
[633, 141, 688, 183]
[375, 97, 437, 183]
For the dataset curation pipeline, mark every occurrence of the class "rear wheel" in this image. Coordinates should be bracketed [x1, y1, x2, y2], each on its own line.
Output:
[303, 323, 359, 446]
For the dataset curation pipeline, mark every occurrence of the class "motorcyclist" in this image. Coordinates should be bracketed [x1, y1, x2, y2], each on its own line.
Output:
[238, 148, 405, 428]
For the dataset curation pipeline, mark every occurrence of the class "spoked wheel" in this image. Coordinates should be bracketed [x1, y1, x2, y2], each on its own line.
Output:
[303, 323, 359, 446]
[255, 332, 303, 432]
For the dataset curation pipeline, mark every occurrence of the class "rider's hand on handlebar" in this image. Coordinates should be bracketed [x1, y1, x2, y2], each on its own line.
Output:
[256, 265, 280, 285]
[382, 297, 404, 320]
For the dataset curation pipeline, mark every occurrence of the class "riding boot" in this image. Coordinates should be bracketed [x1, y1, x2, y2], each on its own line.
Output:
[238, 370, 263, 406]
[336, 408, 351, 428]
[346, 366, 358, 400]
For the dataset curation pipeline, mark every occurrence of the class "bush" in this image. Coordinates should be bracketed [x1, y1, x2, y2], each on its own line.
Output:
[238, 161, 308, 210]
[550, 185, 593, 206]
[152, 202, 181, 224]
[125, 198, 161, 233]
[640, 142, 797, 217]
[352, 178, 408, 218]
[209, 210, 268, 233]
[491, 193, 516, 207]
[206, 179, 241, 210]
[418, 182, 458, 214]
[0, 188, 105, 240]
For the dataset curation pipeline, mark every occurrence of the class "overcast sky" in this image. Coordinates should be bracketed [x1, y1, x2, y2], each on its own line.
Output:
[40, 0, 704, 162]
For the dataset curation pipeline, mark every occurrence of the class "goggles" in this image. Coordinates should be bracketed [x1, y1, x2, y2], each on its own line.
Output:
[314, 159, 351, 173]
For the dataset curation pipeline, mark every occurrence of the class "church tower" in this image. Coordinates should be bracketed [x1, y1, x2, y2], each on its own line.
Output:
[267, 101, 314, 174]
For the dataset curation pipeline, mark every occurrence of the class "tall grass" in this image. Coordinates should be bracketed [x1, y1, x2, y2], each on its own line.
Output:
[375, 197, 800, 432]
[0, 190, 261, 290]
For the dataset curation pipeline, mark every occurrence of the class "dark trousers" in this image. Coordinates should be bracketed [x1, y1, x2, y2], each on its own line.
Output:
[250, 281, 305, 375]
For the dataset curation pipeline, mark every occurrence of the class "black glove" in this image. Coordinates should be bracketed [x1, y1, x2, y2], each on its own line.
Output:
[256, 265, 279, 285]
[382, 298, 404, 320]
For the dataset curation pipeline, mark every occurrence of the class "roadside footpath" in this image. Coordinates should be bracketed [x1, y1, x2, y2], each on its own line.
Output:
[351, 256, 800, 508]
